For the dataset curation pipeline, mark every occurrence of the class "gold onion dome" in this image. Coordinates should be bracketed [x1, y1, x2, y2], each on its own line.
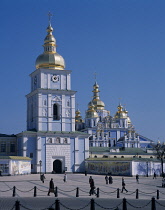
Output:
[88, 82, 105, 110]
[86, 103, 99, 118]
[75, 109, 83, 123]
[114, 104, 132, 124]
[35, 24, 65, 70]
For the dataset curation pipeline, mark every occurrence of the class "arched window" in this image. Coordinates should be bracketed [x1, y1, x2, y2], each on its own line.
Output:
[44, 99, 47, 106]
[53, 104, 60, 120]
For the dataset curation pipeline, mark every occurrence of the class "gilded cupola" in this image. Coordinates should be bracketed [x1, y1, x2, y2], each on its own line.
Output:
[114, 103, 131, 124]
[75, 109, 84, 123]
[86, 102, 99, 118]
[114, 104, 127, 119]
[35, 22, 65, 70]
[88, 82, 105, 111]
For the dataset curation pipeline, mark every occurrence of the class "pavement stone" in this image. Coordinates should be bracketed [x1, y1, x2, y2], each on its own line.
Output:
[0, 174, 165, 209]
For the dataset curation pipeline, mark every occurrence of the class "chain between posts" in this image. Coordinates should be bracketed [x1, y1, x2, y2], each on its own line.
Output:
[60, 200, 91, 210]
[126, 200, 151, 208]
[99, 189, 118, 194]
[58, 187, 77, 192]
[16, 187, 34, 192]
[95, 200, 123, 209]
[139, 190, 157, 194]
[155, 200, 165, 207]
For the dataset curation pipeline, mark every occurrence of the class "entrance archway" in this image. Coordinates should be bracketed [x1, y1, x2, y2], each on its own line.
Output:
[53, 160, 62, 173]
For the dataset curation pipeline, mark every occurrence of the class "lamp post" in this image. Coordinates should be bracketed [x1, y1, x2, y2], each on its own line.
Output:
[146, 161, 148, 177]
[39, 160, 42, 179]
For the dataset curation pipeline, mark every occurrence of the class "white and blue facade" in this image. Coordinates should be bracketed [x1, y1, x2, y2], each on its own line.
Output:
[16, 23, 89, 173]
[75, 83, 153, 149]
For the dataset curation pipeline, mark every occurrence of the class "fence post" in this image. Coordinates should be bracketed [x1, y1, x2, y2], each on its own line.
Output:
[34, 186, 37, 197]
[15, 200, 20, 210]
[157, 190, 159, 200]
[13, 186, 16, 197]
[96, 187, 99, 198]
[117, 188, 120, 198]
[90, 198, 95, 210]
[136, 189, 139, 199]
[55, 199, 60, 210]
[151, 197, 156, 210]
[76, 187, 79, 197]
[122, 198, 127, 210]
[55, 186, 58, 197]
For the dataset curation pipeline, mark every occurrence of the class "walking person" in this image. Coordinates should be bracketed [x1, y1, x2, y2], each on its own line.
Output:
[47, 178, 55, 196]
[136, 174, 139, 184]
[153, 172, 157, 179]
[109, 175, 113, 184]
[105, 175, 108, 184]
[41, 173, 46, 183]
[121, 178, 128, 193]
[63, 173, 67, 182]
[89, 176, 93, 184]
[89, 178, 96, 196]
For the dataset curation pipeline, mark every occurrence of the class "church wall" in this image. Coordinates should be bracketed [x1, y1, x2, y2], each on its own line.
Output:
[70, 138, 75, 172]
[41, 137, 46, 173]
[78, 138, 85, 172]
[46, 144, 71, 172]
[51, 122, 61, 131]
[132, 161, 165, 176]
[26, 136, 37, 173]
[17, 137, 23, 156]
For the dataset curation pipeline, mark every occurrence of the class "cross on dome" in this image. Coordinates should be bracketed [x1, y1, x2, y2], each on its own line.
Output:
[48, 11, 53, 24]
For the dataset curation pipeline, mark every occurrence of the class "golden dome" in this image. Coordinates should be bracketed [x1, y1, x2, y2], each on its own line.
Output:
[88, 82, 105, 110]
[86, 103, 99, 118]
[114, 104, 132, 124]
[75, 109, 84, 123]
[35, 24, 65, 70]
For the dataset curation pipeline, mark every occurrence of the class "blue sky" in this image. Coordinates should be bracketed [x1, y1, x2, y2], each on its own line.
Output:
[0, 0, 165, 142]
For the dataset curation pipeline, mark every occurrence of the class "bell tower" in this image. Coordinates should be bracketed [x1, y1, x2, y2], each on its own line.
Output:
[26, 17, 76, 132]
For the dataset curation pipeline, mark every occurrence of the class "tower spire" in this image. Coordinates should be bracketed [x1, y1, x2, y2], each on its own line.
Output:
[48, 11, 53, 25]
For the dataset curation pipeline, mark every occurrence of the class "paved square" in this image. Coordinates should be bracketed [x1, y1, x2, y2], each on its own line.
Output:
[0, 174, 165, 209]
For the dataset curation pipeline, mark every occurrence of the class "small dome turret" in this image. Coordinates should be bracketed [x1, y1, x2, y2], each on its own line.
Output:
[75, 109, 84, 123]
[88, 82, 105, 111]
[86, 103, 99, 118]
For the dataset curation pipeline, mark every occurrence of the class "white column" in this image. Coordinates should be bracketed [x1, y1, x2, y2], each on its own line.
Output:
[22, 136, 28, 157]
[84, 137, 89, 159]
[36, 136, 42, 173]
[48, 94, 52, 131]
[71, 95, 75, 132]
[62, 95, 65, 131]
[74, 137, 79, 165]
[38, 93, 42, 131]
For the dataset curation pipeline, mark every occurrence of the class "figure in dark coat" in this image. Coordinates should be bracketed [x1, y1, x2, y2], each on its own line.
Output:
[121, 178, 128, 193]
[89, 178, 96, 196]
[47, 178, 55, 196]
[136, 174, 139, 184]
[89, 176, 92, 184]
[41, 174, 46, 183]
[153, 172, 157, 179]
[109, 176, 113, 184]
[105, 175, 108, 184]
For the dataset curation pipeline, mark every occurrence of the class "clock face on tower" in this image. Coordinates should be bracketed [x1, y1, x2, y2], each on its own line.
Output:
[52, 75, 59, 82]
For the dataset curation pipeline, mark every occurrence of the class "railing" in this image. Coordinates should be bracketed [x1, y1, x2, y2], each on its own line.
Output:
[11, 197, 165, 210]
[0, 186, 165, 200]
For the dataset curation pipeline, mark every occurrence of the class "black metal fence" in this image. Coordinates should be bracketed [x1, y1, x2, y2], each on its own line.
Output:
[4, 186, 165, 199]
[10, 197, 165, 210]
